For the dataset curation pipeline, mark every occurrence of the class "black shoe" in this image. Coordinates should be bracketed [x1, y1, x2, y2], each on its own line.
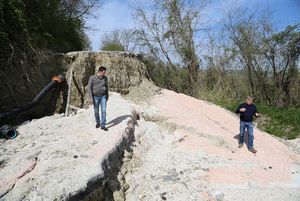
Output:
[101, 126, 108, 131]
[96, 123, 100, 128]
[249, 148, 257, 154]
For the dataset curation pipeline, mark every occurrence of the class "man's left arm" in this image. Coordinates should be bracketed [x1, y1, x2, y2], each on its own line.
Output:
[106, 77, 109, 101]
[254, 105, 260, 117]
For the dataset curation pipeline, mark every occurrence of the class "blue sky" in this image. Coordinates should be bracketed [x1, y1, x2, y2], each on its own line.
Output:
[85, 0, 300, 51]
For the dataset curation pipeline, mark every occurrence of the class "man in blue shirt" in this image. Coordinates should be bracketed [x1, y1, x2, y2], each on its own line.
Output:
[236, 96, 260, 153]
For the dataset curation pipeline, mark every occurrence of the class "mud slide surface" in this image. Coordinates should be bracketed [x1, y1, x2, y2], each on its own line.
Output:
[1, 89, 300, 201]
[120, 89, 300, 201]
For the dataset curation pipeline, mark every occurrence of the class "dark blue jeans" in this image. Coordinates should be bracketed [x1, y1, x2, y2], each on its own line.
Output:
[93, 95, 107, 127]
[239, 121, 254, 149]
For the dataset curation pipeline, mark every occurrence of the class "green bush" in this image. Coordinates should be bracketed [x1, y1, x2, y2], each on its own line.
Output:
[213, 100, 300, 139]
[101, 42, 125, 51]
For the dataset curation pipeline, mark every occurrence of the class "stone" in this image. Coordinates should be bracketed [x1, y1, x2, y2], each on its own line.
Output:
[202, 168, 210, 172]
[160, 192, 167, 200]
[124, 183, 130, 190]
[214, 191, 225, 201]
[113, 191, 125, 201]
[138, 194, 146, 199]
[121, 167, 128, 175]
[124, 150, 132, 159]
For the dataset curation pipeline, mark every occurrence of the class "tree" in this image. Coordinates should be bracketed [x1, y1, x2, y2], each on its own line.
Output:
[225, 8, 300, 107]
[134, 0, 207, 91]
[263, 25, 300, 106]
[0, 0, 101, 66]
[60, 0, 101, 19]
[100, 29, 137, 52]
[0, 0, 101, 89]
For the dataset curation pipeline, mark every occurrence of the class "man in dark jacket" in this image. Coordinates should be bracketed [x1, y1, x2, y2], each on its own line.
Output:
[88, 66, 109, 131]
[236, 96, 260, 153]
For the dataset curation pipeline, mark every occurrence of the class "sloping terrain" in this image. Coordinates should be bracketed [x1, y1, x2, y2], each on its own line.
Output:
[0, 93, 136, 200]
[1, 88, 300, 201]
[119, 89, 300, 201]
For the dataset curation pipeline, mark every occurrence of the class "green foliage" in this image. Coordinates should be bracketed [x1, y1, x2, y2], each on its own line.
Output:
[101, 42, 125, 51]
[0, 0, 31, 64]
[231, 21, 300, 107]
[258, 105, 300, 139]
[142, 56, 192, 94]
[23, 0, 88, 52]
[0, 0, 90, 68]
[216, 100, 300, 140]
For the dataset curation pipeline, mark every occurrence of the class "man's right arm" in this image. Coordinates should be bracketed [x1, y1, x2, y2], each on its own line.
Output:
[235, 104, 242, 114]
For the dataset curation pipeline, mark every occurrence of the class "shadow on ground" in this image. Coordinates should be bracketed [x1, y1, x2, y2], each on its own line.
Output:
[107, 115, 131, 128]
[234, 130, 249, 147]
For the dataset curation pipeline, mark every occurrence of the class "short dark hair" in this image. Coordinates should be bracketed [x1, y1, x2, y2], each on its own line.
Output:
[98, 66, 107, 72]
[247, 96, 254, 100]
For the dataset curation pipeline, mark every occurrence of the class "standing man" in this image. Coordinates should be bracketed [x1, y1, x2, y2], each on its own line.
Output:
[88, 66, 109, 131]
[235, 96, 260, 153]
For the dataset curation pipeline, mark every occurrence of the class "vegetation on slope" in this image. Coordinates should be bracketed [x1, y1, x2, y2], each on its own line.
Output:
[0, 0, 96, 69]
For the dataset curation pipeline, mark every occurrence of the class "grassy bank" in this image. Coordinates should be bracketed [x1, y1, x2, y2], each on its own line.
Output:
[213, 100, 300, 139]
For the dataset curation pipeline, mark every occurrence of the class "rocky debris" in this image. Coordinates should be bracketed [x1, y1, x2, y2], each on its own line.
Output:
[281, 138, 300, 154]
[116, 117, 218, 200]
[0, 93, 137, 201]
[132, 103, 162, 122]
[124, 79, 161, 103]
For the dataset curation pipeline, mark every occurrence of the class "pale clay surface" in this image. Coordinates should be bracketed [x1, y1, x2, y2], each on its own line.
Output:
[1, 90, 300, 201]
[0, 93, 133, 201]
[121, 89, 300, 201]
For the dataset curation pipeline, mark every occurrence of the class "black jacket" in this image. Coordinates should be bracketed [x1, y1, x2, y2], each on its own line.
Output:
[236, 103, 258, 122]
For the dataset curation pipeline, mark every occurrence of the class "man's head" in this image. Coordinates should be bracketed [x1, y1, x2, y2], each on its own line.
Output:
[97, 66, 107, 77]
[246, 96, 254, 105]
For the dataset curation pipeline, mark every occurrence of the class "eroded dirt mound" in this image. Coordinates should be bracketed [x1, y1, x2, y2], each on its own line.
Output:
[64, 51, 149, 108]
[0, 51, 150, 123]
